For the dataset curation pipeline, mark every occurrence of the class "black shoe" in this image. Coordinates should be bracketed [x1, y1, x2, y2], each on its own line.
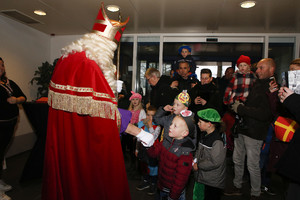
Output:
[261, 186, 276, 196]
[224, 186, 242, 196]
[136, 180, 150, 191]
[147, 183, 156, 195]
[250, 195, 260, 200]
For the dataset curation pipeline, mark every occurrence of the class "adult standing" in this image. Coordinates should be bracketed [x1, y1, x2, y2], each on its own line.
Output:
[145, 68, 177, 109]
[42, 4, 154, 200]
[0, 57, 26, 200]
[224, 58, 275, 199]
[276, 87, 300, 200]
[189, 68, 222, 115]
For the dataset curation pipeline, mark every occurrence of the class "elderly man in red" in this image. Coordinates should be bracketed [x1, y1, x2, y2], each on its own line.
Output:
[42, 3, 154, 200]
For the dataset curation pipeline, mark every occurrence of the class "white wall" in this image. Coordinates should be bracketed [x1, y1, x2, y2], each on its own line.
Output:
[0, 15, 51, 156]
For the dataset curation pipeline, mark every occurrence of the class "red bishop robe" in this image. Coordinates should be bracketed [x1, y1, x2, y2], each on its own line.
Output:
[42, 51, 131, 200]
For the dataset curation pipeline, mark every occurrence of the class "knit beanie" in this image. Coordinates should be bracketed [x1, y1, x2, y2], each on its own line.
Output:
[180, 110, 195, 136]
[178, 45, 191, 54]
[129, 91, 142, 100]
[237, 55, 251, 66]
[197, 108, 221, 123]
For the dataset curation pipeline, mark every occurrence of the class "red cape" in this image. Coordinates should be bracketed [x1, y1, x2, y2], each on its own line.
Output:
[42, 52, 131, 200]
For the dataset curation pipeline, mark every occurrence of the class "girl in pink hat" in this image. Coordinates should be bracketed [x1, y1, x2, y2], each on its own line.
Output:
[128, 91, 146, 125]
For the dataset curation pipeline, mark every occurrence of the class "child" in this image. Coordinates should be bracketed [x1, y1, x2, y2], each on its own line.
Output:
[172, 45, 197, 75]
[223, 55, 256, 135]
[135, 105, 161, 195]
[128, 91, 146, 124]
[148, 109, 196, 200]
[153, 91, 197, 146]
[193, 108, 227, 200]
[223, 55, 256, 105]
[123, 91, 146, 172]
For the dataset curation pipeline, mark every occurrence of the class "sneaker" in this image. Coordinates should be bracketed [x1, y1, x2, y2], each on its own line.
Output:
[224, 186, 242, 196]
[147, 183, 156, 195]
[136, 179, 150, 191]
[261, 186, 276, 196]
[0, 191, 11, 200]
[250, 195, 260, 200]
[0, 180, 12, 192]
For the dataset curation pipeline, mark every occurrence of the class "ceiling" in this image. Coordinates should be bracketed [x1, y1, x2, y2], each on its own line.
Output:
[0, 0, 300, 36]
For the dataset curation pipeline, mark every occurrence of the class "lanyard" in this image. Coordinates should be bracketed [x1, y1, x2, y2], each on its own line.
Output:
[0, 80, 13, 97]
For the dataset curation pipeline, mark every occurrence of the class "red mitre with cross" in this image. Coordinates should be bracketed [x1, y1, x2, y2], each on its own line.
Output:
[92, 2, 129, 43]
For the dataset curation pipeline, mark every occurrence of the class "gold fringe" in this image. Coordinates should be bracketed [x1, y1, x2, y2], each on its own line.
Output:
[48, 90, 121, 128]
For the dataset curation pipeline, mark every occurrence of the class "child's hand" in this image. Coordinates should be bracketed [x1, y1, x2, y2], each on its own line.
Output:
[147, 118, 153, 128]
[164, 105, 173, 112]
[193, 163, 198, 171]
[135, 150, 138, 157]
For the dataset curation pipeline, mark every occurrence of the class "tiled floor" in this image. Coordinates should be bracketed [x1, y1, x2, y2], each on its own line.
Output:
[3, 151, 287, 200]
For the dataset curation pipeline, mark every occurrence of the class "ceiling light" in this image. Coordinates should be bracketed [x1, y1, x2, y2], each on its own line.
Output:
[34, 10, 46, 16]
[106, 5, 120, 12]
[240, 1, 256, 8]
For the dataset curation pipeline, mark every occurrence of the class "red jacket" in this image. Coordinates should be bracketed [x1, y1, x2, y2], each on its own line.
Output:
[147, 139, 193, 200]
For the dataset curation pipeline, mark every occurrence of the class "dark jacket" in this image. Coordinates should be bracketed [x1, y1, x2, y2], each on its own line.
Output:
[171, 73, 199, 93]
[194, 129, 227, 189]
[147, 135, 194, 200]
[150, 75, 177, 109]
[236, 78, 272, 140]
[171, 55, 197, 74]
[0, 79, 26, 120]
[188, 82, 222, 114]
[276, 93, 300, 184]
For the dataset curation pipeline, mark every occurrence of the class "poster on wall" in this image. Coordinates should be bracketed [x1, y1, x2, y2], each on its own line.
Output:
[281, 70, 300, 94]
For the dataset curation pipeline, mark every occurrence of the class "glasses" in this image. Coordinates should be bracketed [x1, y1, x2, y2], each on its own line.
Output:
[146, 76, 152, 82]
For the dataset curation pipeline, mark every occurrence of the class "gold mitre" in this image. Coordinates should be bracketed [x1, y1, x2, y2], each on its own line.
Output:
[92, 2, 129, 43]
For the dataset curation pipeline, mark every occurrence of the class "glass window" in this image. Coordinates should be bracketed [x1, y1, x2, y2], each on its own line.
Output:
[268, 37, 295, 84]
[163, 42, 263, 79]
[136, 36, 160, 102]
[114, 38, 134, 96]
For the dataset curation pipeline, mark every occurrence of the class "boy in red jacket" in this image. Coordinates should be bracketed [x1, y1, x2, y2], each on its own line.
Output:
[148, 109, 196, 200]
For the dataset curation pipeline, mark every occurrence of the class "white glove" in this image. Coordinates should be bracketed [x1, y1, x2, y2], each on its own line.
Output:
[231, 101, 243, 113]
[136, 129, 155, 147]
[117, 80, 123, 93]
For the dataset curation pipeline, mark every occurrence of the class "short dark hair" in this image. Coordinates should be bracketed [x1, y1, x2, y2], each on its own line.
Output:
[200, 68, 212, 77]
[147, 105, 157, 112]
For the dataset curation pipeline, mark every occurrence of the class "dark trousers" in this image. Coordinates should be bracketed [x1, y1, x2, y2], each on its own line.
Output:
[0, 118, 17, 178]
[204, 185, 222, 200]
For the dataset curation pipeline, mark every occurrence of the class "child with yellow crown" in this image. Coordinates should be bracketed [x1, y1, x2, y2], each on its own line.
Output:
[148, 93, 197, 199]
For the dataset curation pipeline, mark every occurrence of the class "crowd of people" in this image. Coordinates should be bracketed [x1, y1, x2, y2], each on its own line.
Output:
[1, 13, 300, 199]
[120, 49, 300, 200]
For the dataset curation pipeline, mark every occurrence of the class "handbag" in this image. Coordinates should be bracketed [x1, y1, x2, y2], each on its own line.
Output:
[274, 116, 299, 142]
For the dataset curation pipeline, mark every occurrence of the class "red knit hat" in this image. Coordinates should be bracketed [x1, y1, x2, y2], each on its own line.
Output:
[237, 55, 251, 66]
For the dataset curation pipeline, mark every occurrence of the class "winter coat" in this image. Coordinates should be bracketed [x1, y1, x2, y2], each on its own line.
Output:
[194, 129, 227, 189]
[147, 136, 195, 200]
[237, 78, 272, 140]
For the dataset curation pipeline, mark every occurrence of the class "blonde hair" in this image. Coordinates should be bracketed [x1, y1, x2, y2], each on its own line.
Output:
[128, 99, 144, 111]
[61, 33, 118, 95]
[145, 68, 160, 78]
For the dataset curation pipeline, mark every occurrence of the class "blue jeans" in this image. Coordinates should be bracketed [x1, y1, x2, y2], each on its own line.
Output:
[233, 134, 263, 196]
[159, 189, 186, 200]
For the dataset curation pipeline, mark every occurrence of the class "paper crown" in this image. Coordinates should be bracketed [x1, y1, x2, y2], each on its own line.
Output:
[274, 116, 299, 142]
[176, 91, 191, 107]
[92, 2, 129, 43]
